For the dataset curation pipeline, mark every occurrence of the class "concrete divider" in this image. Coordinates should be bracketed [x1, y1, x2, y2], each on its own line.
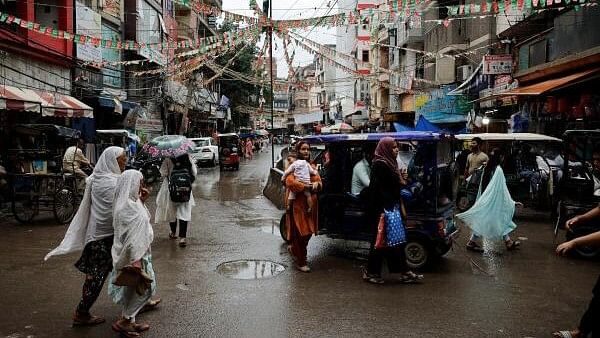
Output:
[263, 167, 285, 210]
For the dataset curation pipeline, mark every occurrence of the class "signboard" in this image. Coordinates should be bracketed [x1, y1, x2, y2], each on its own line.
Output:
[135, 118, 163, 132]
[483, 55, 512, 75]
[76, 2, 102, 63]
[294, 111, 323, 125]
[415, 85, 470, 123]
[208, 15, 217, 27]
[479, 75, 518, 108]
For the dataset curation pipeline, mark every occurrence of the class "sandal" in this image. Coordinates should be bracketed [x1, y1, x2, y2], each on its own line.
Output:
[132, 322, 150, 332]
[400, 271, 424, 283]
[111, 321, 141, 337]
[466, 241, 484, 252]
[169, 233, 177, 240]
[505, 240, 521, 251]
[72, 313, 105, 327]
[139, 298, 161, 314]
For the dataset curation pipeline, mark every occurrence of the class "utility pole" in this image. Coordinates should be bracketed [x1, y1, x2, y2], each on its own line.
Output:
[268, 0, 275, 167]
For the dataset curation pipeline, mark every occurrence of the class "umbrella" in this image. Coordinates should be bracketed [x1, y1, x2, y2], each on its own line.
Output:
[255, 129, 269, 136]
[141, 135, 194, 158]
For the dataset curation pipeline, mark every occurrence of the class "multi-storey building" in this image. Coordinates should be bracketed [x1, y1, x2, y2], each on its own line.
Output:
[0, 0, 94, 140]
[494, 5, 600, 135]
[335, 0, 377, 125]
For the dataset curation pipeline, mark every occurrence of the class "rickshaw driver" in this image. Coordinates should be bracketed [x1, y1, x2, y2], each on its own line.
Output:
[464, 137, 488, 178]
[63, 138, 91, 192]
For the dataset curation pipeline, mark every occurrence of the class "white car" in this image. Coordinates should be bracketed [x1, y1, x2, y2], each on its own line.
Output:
[189, 137, 219, 167]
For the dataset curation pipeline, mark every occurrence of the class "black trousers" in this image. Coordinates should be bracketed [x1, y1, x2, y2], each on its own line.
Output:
[580, 274, 600, 337]
[170, 220, 188, 238]
[366, 213, 408, 276]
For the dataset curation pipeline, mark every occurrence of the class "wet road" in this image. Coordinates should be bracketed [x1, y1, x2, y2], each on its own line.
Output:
[1, 146, 599, 338]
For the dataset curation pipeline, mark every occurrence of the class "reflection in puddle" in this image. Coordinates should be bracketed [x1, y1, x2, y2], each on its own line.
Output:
[216, 260, 285, 279]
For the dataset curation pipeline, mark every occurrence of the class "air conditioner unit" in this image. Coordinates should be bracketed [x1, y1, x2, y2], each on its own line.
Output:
[456, 65, 473, 82]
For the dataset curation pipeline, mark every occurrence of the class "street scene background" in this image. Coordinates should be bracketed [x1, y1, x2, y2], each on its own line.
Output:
[0, 148, 598, 338]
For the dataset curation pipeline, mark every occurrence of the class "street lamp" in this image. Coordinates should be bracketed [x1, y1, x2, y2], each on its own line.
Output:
[482, 116, 490, 134]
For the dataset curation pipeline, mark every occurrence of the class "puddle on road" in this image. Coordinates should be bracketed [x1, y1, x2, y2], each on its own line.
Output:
[216, 260, 285, 279]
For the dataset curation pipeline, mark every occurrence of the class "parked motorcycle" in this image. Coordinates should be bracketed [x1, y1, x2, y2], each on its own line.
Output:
[129, 155, 162, 185]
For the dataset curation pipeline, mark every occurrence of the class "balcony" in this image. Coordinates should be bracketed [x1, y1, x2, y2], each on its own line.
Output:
[378, 72, 390, 83]
[397, 19, 424, 46]
[425, 23, 468, 54]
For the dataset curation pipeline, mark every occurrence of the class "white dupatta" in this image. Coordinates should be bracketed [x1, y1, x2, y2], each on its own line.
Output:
[44, 146, 124, 261]
[111, 170, 154, 270]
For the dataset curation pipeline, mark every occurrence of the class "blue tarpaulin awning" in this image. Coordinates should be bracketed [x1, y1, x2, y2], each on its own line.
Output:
[98, 97, 138, 111]
[393, 122, 414, 132]
[415, 115, 440, 132]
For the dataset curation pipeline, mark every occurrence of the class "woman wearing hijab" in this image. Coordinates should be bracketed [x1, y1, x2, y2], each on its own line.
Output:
[109, 170, 157, 337]
[457, 148, 522, 251]
[155, 153, 197, 247]
[364, 137, 423, 284]
[284, 140, 322, 272]
[44, 146, 127, 326]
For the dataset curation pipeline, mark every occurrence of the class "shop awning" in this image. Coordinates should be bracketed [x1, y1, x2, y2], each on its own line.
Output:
[502, 68, 600, 96]
[0, 85, 45, 113]
[0, 85, 94, 118]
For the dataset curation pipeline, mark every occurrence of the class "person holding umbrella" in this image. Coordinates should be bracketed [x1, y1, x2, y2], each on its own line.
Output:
[143, 136, 197, 248]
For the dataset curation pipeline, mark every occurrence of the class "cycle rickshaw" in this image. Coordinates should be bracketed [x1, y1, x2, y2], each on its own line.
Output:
[6, 124, 81, 224]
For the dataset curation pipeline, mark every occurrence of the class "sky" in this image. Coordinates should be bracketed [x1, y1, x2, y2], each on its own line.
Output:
[222, 0, 338, 78]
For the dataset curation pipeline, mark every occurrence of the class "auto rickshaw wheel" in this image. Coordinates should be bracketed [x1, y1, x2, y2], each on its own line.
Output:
[279, 213, 290, 243]
[53, 188, 77, 224]
[405, 240, 429, 270]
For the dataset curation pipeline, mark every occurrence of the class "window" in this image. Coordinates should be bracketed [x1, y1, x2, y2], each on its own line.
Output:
[35, 0, 59, 30]
[362, 50, 369, 63]
[0, 0, 17, 15]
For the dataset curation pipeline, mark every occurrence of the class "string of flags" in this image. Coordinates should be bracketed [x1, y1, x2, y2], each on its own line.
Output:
[0, 11, 257, 52]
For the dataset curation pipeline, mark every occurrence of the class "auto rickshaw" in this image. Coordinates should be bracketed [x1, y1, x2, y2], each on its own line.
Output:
[217, 133, 240, 170]
[554, 130, 600, 258]
[95, 129, 140, 164]
[454, 133, 563, 212]
[264, 132, 459, 269]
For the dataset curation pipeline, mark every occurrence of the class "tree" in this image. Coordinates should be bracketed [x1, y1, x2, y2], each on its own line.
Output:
[213, 27, 260, 131]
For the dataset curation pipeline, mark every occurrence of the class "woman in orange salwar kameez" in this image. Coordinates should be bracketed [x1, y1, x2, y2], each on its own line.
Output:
[245, 139, 254, 160]
[284, 141, 322, 272]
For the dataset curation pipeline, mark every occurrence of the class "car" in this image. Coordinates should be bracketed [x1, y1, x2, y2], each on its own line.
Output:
[189, 137, 219, 167]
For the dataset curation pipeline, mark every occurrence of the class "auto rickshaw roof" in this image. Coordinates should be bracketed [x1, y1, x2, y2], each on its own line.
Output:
[14, 124, 80, 139]
[563, 130, 600, 138]
[218, 133, 239, 137]
[302, 131, 444, 144]
[96, 129, 140, 142]
[455, 133, 561, 142]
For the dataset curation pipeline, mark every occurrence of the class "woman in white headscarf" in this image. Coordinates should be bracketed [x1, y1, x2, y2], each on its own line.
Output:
[155, 154, 197, 247]
[44, 146, 126, 326]
[108, 170, 157, 337]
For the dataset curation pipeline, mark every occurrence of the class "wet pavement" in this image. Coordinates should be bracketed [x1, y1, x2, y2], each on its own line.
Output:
[1, 146, 599, 337]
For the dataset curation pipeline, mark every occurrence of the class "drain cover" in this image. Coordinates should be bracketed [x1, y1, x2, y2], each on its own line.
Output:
[216, 260, 285, 279]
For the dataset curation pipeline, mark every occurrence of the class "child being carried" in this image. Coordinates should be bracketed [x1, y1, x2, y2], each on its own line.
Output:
[282, 152, 318, 213]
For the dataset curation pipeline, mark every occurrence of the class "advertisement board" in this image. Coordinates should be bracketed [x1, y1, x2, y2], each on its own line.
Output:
[76, 2, 102, 63]
[135, 119, 163, 132]
[483, 55, 513, 75]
